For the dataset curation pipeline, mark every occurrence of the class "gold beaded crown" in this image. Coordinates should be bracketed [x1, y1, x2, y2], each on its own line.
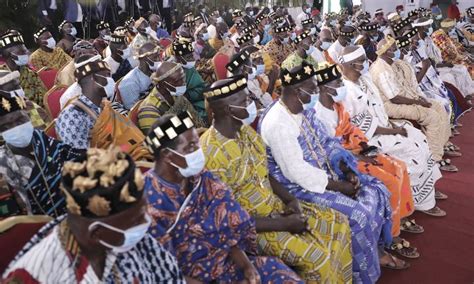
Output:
[314, 63, 342, 85]
[292, 30, 310, 44]
[226, 49, 251, 72]
[145, 111, 195, 153]
[204, 75, 248, 101]
[96, 21, 110, 31]
[61, 147, 145, 217]
[281, 60, 318, 86]
[360, 22, 380, 31]
[0, 31, 24, 49]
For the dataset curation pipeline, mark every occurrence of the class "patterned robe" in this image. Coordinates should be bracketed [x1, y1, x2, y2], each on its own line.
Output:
[29, 47, 72, 71]
[260, 102, 392, 284]
[184, 67, 207, 123]
[261, 39, 293, 66]
[200, 125, 352, 283]
[145, 170, 303, 283]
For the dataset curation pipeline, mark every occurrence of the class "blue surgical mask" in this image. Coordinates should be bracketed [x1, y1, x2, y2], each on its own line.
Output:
[360, 60, 369, 75]
[393, 49, 401, 60]
[427, 27, 434, 36]
[264, 24, 271, 31]
[321, 41, 333, 50]
[89, 214, 151, 253]
[299, 90, 319, 110]
[327, 85, 348, 102]
[70, 27, 77, 37]
[247, 66, 257, 80]
[1, 121, 34, 148]
[255, 64, 265, 75]
[230, 101, 257, 125]
[306, 45, 316, 56]
[371, 35, 379, 42]
[165, 81, 187, 96]
[350, 37, 356, 45]
[201, 32, 210, 41]
[12, 53, 29, 66]
[290, 32, 297, 41]
[168, 147, 206, 177]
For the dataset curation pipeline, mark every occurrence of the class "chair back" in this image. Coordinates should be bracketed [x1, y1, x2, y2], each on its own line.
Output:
[44, 121, 58, 140]
[43, 85, 68, 119]
[212, 52, 230, 80]
[37, 68, 59, 90]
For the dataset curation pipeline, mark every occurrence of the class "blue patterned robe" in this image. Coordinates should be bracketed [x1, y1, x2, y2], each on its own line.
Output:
[145, 170, 303, 283]
[260, 104, 392, 284]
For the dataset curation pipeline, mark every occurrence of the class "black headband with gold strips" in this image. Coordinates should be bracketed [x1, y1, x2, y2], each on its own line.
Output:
[292, 30, 310, 44]
[273, 25, 290, 33]
[193, 15, 202, 22]
[58, 20, 69, 31]
[236, 33, 253, 46]
[0, 32, 24, 49]
[281, 61, 318, 86]
[172, 40, 194, 56]
[396, 35, 411, 48]
[96, 21, 110, 31]
[233, 10, 243, 18]
[393, 17, 412, 32]
[301, 18, 314, 26]
[226, 49, 251, 72]
[34, 27, 48, 40]
[115, 26, 128, 35]
[404, 27, 418, 39]
[145, 111, 195, 153]
[110, 34, 127, 44]
[242, 24, 257, 34]
[204, 75, 247, 101]
[0, 91, 27, 117]
[125, 17, 135, 26]
[74, 60, 110, 81]
[360, 23, 380, 31]
[467, 7, 474, 16]
[256, 13, 267, 23]
[339, 29, 355, 37]
[408, 10, 419, 18]
[314, 63, 342, 85]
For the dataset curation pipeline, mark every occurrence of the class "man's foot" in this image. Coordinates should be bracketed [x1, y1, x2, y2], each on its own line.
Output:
[451, 128, 461, 136]
[420, 206, 447, 217]
[400, 218, 424, 234]
[388, 238, 420, 259]
[435, 190, 448, 200]
[439, 159, 458, 172]
[380, 252, 410, 270]
[446, 142, 461, 152]
[444, 150, 462, 158]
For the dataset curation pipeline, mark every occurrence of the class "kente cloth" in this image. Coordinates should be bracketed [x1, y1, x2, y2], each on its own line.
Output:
[369, 58, 451, 161]
[0, 65, 48, 106]
[195, 58, 216, 86]
[343, 75, 440, 211]
[259, 101, 393, 284]
[200, 125, 353, 283]
[0, 130, 83, 217]
[184, 67, 208, 123]
[2, 216, 185, 283]
[318, 101, 414, 237]
[208, 37, 236, 58]
[137, 89, 207, 135]
[145, 170, 303, 283]
[431, 29, 474, 79]
[29, 47, 72, 71]
[261, 39, 293, 66]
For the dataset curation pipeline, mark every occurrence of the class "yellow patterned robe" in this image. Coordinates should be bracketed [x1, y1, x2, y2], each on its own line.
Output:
[29, 47, 72, 71]
[0, 65, 47, 106]
[200, 125, 352, 283]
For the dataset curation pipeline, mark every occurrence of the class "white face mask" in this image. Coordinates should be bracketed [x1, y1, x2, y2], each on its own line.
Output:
[89, 214, 152, 253]
[255, 64, 265, 75]
[253, 34, 261, 44]
[95, 74, 116, 98]
[12, 53, 29, 66]
[321, 41, 333, 50]
[164, 81, 187, 96]
[147, 59, 161, 71]
[247, 66, 257, 80]
[306, 45, 316, 56]
[229, 101, 257, 125]
[201, 32, 210, 41]
[305, 8, 311, 14]
[103, 35, 112, 41]
[120, 47, 131, 60]
[70, 27, 78, 37]
[427, 27, 434, 36]
[309, 27, 317, 35]
[217, 17, 224, 23]
[168, 147, 206, 177]
[249, 11, 254, 16]
[46, 37, 56, 49]
[157, 22, 162, 28]
[298, 89, 319, 110]
[183, 60, 196, 69]
[327, 85, 348, 102]
[145, 26, 153, 35]
[1, 121, 34, 148]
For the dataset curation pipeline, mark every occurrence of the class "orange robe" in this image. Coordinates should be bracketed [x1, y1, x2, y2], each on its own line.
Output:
[334, 103, 414, 237]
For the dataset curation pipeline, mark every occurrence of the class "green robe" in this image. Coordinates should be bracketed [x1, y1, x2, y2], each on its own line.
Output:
[184, 67, 208, 123]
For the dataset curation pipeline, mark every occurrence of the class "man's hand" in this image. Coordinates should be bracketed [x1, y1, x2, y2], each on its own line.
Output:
[393, 127, 408, 137]
[356, 154, 382, 166]
[242, 264, 261, 284]
[417, 97, 432, 108]
[284, 199, 303, 215]
[337, 180, 360, 197]
[283, 213, 309, 234]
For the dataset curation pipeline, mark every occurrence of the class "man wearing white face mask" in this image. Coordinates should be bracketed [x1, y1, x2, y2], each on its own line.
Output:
[119, 42, 159, 110]
[30, 27, 72, 71]
[261, 25, 293, 66]
[0, 30, 48, 108]
[296, 3, 311, 30]
[0, 69, 84, 217]
[282, 30, 318, 71]
[138, 62, 206, 135]
[144, 112, 302, 283]
[104, 28, 134, 81]
[57, 21, 77, 56]
[130, 17, 159, 57]
[312, 29, 336, 63]
[172, 38, 208, 123]
[149, 14, 170, 39]
[328, 25, 357, 63]
[3, 147, 185, 283]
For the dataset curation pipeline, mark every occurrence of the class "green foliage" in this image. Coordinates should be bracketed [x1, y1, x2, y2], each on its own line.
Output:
[0, 0, 41, 48]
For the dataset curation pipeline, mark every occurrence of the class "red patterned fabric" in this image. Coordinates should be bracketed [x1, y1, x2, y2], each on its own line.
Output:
[212, 52, 229, 80]
[37, 68, 58, 91]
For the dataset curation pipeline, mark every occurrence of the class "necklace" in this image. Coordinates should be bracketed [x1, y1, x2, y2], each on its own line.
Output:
[278, 100, 338, 179]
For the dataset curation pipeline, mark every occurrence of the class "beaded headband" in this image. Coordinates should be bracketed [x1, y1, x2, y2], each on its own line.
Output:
[145, 111, 195, 153]
[96, 21, 110, 31]
[114, 26, 128, 35]
[273, 25, 290, 33]
[339, 29, 355, 37]
[301, 18, 314, 25]
[0, 32, 24, 49]
[281, 60, 318, 86]
[393, 17, 412, 32]
[396, 35, 411, 48]
[236, 33, 253, 46]
[242, 25, 257, 35]
[204, 75, 247, 101]
[360, 22, 380, 31]
[233, 10, 243, 18]
[193, 15, 202, 22]
[34, 27, 48, 40]
[172, 40, 194, 56]
[408, 10, 419, 18]
[404, 27, 418, 39]
[110, 34, 127, 44]
[376, 35, 396, 56]
[226, 49, 251, 72]
[256, 13, 267, 22]
[314, 63, 342, 85]
[388, 12, 401, 22]
[468, 7, 474, 17]
[375, 9, 383, 15]
[58, 20, 69, 31]
[125, 17, 135, 26]
[292, 30, 310, 44]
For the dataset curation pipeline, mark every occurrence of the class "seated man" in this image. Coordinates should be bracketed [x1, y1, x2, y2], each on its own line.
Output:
[370, 36, 455, 172]
[261, 25, 293, 66]
[172, 38, 208, 123]
[282, 30, 318, 70]
[56, 54, 114, 149]
[193, 24, 217, 85]
[0, 70, 83, 217]
[341, 46, 447, 218]
[311, 28, 336, 63]
[149, 13, 170, 39]
[138, 62, 206, 134]
[93, 21, 112, 57]
[57, 21, 77, 56]
[2, 147, 184, 283]
[29, 27, 71, 71]
[104, 27, 133, 82]
[200, 76, 352, 282]
[355, 22, 381, 62]
[328, 25, 357, 63]
[144, 112, 303, 283]
[208, 21, 236, 57]
[259, 62, 392, 283]
[130, 17, 158, 57]
[118, 42, 159, 110]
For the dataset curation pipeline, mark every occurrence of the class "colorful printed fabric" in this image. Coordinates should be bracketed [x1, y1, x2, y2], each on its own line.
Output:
[0, 130, 83, 217]
[19, 66, 48, 106]
[56, 94, 100, 149]
[281, 52, 318, 71]
[333, 103, 414, 237]
[29, 47, 72, 71]
[261, 38, 293, 66]
[184, 67, 208, 123]
[145, 170, 303, 283]
[260, 102, 392, 284]
[200, 125, 353, 283]
[3, 216, 185, 283]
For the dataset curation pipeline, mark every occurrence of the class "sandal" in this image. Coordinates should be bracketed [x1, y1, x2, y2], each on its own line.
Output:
[444, 150, 462, 158]
[446, 142, 461, 152]
[439, 159, 458, 172]
[420, 206, 447, 217]
[388, 239, 420, 259]
[435, 190, 448, 200]
[380, 252, 410, 270]
[451, 128, 461, 136]
[455, 122, 463, 128]
[400, 219, 424, 234]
